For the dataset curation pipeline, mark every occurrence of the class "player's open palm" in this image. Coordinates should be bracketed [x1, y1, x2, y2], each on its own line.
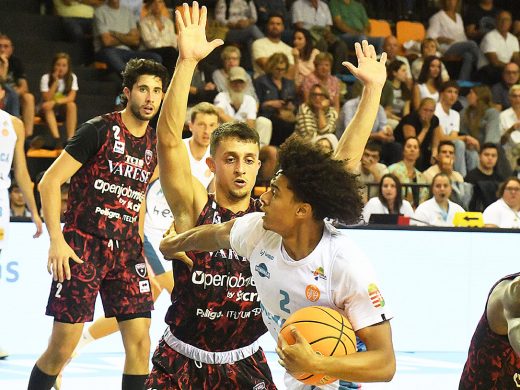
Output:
[47, 236, 83, 283]
[343, 40, 387, 88]
[176, 2, 223, 62]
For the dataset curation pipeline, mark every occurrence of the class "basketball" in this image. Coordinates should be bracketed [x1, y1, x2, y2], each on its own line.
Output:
[280, 306, 357, 386]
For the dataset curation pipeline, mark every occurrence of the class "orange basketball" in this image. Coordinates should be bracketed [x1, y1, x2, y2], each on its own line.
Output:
[280, 306, 357, 386]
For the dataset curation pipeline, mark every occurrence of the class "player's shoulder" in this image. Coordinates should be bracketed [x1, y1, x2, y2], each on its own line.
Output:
[327, 224, 368, 264]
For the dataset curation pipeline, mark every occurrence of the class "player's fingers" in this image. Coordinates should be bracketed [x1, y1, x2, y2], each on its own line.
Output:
[175, 10, 185, 32]
[209, 39, 225, 51]
[70, 251, 83, 264]
[47, 257, 53, 275]
[56, 258, 65, 283]
[183, 3, 191, 26]
[192, 1, 199, 25]
[290, 326, 306, 343]
[379, 52, 388, 66]
[278, 359, 286, 368]
[361, 40, 369, 56]
[64, 258, 72, 281]
[353, 42, 363, 59]
[199, 5, 207, 27]
[52, 259, 58, 281]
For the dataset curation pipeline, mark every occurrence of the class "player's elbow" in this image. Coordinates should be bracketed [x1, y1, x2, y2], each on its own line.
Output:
[378, 354, 396, 382]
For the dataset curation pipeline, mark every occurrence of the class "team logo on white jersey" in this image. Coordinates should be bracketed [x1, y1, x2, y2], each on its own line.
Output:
[305, 284, 320, 302]
[135, 263, 147, 278]
[312, 267, 327, 281]
[145, 149, 153, 166]
[255, 263, 270, 278]
[368, 283, 385, 308]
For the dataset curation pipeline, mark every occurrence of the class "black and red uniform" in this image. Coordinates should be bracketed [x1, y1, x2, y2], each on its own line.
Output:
[46, 112, 157, 323]
[459, 272, 520, 390]
[146, 195, 276, 390]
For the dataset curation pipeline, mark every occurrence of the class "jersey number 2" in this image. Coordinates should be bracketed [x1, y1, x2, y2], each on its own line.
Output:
[279, 289, 290, 314]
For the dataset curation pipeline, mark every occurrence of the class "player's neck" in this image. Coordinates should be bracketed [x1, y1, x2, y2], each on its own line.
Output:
[282, 220, 324, 261]
[120, 109, 149, 137]
[213, 191, 251, 214]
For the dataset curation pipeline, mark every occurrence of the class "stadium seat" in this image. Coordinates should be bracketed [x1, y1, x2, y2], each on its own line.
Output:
[368, 19, 392, 38]
[396, 21, 425, 45]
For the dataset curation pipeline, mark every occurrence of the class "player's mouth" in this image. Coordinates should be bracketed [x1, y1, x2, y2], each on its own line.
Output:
[234, 178, 247, 188]
[143, 105, 155, 115]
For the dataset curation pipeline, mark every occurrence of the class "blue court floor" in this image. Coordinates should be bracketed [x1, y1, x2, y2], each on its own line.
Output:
[0, 351, 465, 389]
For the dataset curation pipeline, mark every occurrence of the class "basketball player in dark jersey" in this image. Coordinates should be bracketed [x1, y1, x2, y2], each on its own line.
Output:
[27, 59, 169, 390]
[459, 272, 520, 389]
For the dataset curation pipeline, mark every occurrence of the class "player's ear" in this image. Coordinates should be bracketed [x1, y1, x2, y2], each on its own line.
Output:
[295, 202, 312, 219]
[122, 86, 131, 101]
[206, 156, 216, 173]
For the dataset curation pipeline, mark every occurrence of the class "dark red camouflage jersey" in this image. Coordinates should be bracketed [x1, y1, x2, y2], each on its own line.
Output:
[64, 112, 157, 240]
[165, 194, 267, 352]
[459, 272, 520, 390]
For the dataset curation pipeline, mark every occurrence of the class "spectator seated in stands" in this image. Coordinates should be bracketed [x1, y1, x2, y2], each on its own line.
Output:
[435, 81, 479, 177]
[290, 0, 348, 74]
[39, 52, 78, 149]
[477, 10, 520, 85]
[352, 141, 389, 202]
[411, 38, 450, 82]
[427, 0, 482, 81]
[140, 0, 178, 74]
[9, 182, 31, 219]
[412, 172, 465, 226]
[215, 0, 264, 60]
[53, 0, 104, 64]
[394, 97, 440, 171]
[461, 85, 501, 146]
[382, 35, 413, 89]
[483, 177, 520, 228]
[301, 52, 340, 113]
[93, 0, 161, 74]
[254, 52, 297, 146]
[329, 0, 383, 53]
[386, 59, 411, 130]
[492, 62, 520, 111]
[291, 27, 320, 90]
[254, 0, 292, 38]
[339, 96, 401, 165]
[0, 34, 35, 137]
[388, 136, 429, 207]
[466, 143, 504, 212]
[294, 83, 338, 143]
[214, 66, 257, 130]
[499, 84, 520, 173]
[213, 46, 257, 101]
[423, 140, 464, 184]
[478, 11, 520, 85]
[314, 133, 338, 153]
[464, 0, 498, 44]
[413, 55, 443, 111]
[188, 65, 218, 106]
[251, 12, 294, 78]
[361, 173, 414, 224]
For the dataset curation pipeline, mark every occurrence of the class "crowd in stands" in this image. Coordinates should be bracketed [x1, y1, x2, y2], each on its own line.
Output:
[3, 0, 520, 229]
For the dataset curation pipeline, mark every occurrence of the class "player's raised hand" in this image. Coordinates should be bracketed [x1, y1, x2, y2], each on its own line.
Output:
[176, 2, 223, 63]
[47, 236, 83, 283]
[277, 326, 320, 376]
[342, 40, 387, 88]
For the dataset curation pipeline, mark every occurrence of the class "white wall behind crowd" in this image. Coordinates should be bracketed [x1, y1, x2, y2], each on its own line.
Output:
[1, 223, 518, 354]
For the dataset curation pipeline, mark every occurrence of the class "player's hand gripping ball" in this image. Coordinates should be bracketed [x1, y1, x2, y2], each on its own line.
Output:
[280, 306, 357, 385]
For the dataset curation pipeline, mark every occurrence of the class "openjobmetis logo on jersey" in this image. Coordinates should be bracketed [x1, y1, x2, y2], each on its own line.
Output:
[368, 283, 385, 308]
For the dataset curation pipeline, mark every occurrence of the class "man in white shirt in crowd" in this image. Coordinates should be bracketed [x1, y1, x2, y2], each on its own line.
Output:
[252, 12, 294, 78]
[435, 81, 479, 177]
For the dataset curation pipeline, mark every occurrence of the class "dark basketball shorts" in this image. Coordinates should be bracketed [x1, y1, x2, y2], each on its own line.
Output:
[46, 226, 154, 323]
[145, 337, 276, 390]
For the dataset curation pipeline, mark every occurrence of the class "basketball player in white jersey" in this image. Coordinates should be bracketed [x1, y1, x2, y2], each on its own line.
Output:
[53, 103, 220, 387]
[160, 40, 396, 389]
[0, 82, 43, 358]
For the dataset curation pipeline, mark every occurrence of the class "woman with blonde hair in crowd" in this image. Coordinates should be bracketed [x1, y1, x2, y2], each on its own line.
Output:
[212, 45, 257, 100]
[461, 85, 501, 145]
[39, 52, 78, 149]
[291, 27, 320, 89]
[295, 83, 338, 142]
[413, 56, 443, 111]
[389, 136, 430, 207]
[362, 173, 414, 224]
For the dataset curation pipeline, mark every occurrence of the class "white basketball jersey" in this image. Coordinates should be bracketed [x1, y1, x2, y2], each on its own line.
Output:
[182, 137, 213, 190]
[0, 109, 16, 190]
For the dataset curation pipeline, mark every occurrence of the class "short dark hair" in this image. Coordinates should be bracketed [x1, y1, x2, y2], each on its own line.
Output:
[437, 140, 455, 154]
[277, 136, 362, 224]
[497, 177, 520, 198]
[267, 11, 285, 24]
[480, 142, 498, 154]
[439, 80, 460, 93]
[365, 140, 382, 155]
[209, 122, 260, 156]
[120, 58, 169, 106]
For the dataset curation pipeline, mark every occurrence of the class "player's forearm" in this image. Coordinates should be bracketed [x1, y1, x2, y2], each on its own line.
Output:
[157, 59, 198, 147]
[38, 177, 65, 240]
[160, 220, 233, 257]
[335, 84, 383, 170]
[311, 348, 395, 382]
[14, 169, 39, 218]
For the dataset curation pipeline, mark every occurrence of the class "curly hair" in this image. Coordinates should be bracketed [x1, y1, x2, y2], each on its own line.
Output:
[120, 58, 169, 106]
[278, 135, 362, 224]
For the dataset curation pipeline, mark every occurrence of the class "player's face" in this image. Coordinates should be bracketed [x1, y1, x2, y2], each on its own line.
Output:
[125, 75, 164, 121]
[502, 180, 520, 208]
[209, 138, 260, 201]
[381, 177, 397, 203]
[432, 176, 451, 203]
[189, 113, 219, 148]
[260, 173, 300, 234]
